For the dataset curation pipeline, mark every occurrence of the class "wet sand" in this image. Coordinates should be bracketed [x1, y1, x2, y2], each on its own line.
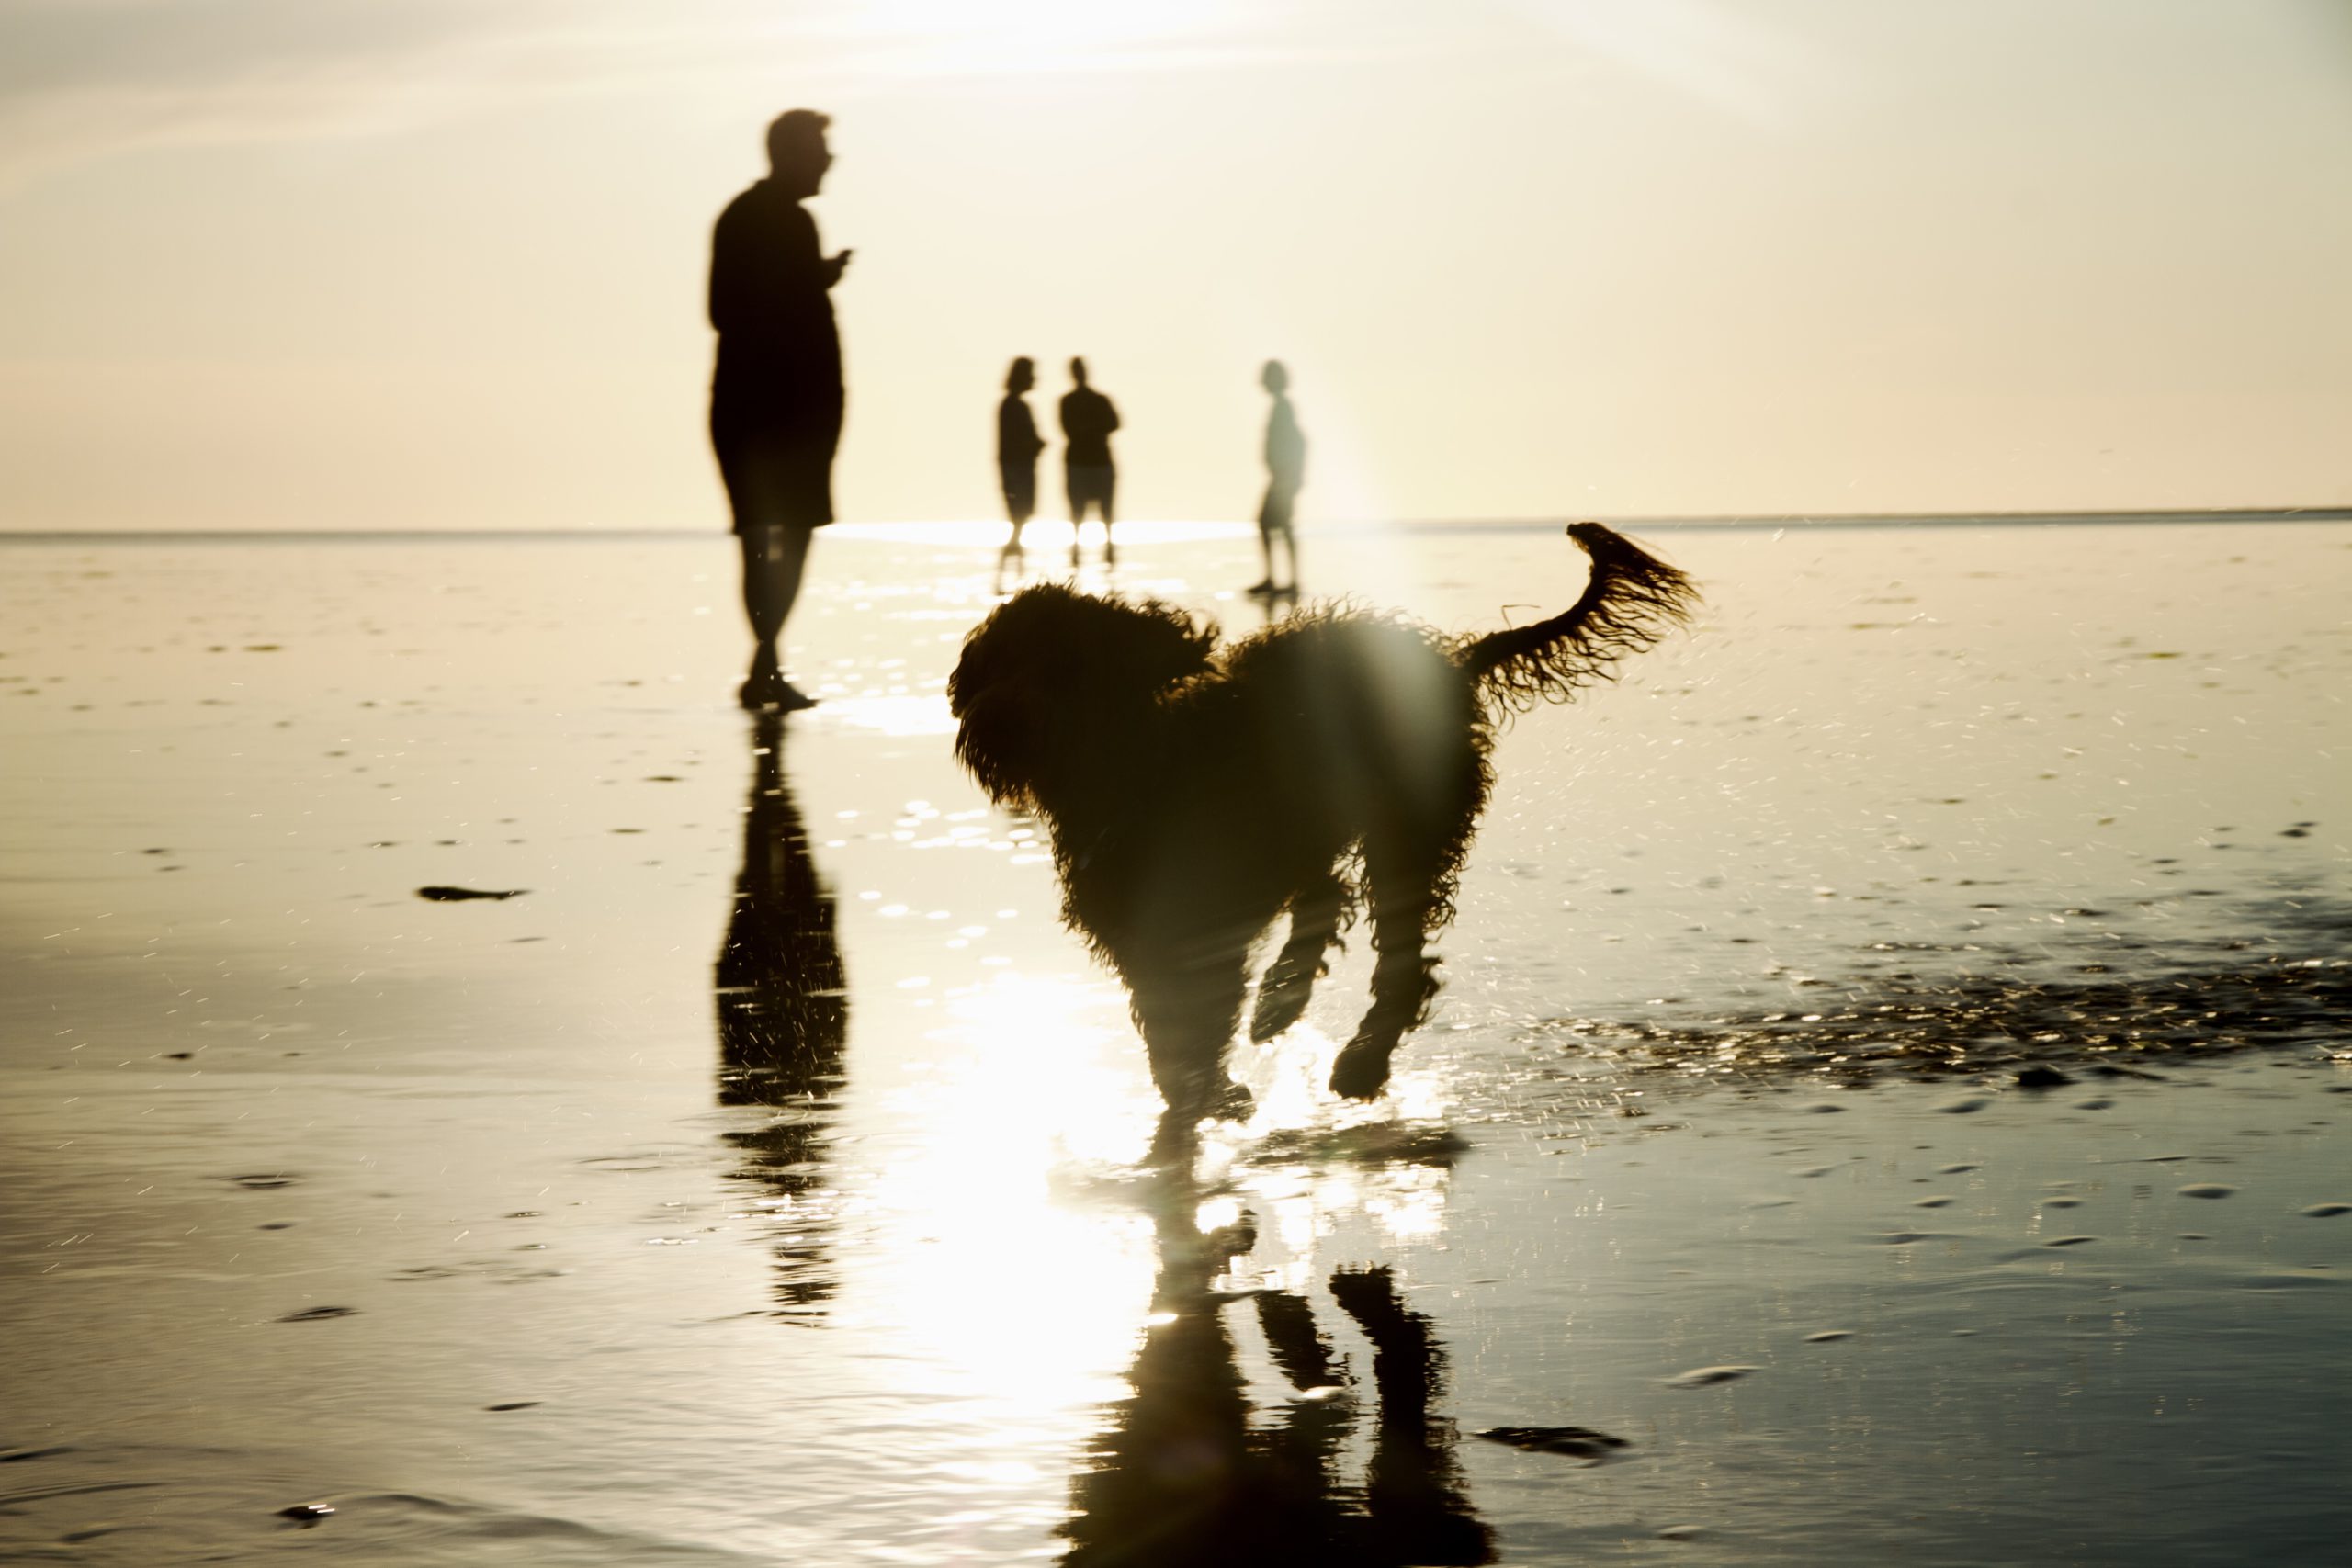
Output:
[2, 520, 2346, 1564]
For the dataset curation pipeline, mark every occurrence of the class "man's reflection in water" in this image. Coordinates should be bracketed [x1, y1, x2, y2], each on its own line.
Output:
[715, 712, 848, 1320]
[1062, 1172, 1493, 1566]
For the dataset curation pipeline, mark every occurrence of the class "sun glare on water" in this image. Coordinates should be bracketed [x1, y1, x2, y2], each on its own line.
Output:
[847, 969, 1163, 1420]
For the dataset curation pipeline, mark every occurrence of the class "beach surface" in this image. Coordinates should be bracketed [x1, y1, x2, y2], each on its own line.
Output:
[3, 518, 2346, 1564]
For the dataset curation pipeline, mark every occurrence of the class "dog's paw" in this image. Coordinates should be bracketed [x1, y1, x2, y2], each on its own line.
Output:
[1248, 986, 1310, 1044]
[1327, 1045, 1392, 1101]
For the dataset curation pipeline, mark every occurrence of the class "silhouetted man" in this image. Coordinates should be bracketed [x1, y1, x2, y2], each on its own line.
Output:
[709, 109, 851, 711]
[1250, 359, 1306, 596]
[997, 356, 1045, 582]
[1060, 356, 1121, 567]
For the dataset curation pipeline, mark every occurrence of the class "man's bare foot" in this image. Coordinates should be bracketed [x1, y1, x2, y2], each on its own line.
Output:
[739, 673, 818, 712]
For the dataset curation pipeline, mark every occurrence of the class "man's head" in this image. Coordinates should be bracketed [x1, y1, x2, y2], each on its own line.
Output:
[1006, 357, 1035, 394]
[1261, 359, 1290, 395]
[765, 110, 833, 198]
[1069, 356, 1090, 389]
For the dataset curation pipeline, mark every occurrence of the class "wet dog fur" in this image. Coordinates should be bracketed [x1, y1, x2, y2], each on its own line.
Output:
[948, 523, 1698, 1133]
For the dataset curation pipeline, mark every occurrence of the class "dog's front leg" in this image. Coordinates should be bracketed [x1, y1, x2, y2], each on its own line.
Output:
[1329, 834, 1452, 1100]
[1124, 954, 1254, 1127]
[1250, 870, 1350, 1044]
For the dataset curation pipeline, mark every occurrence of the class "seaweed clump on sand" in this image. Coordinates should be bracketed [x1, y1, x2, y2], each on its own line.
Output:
[1528, 890, 2351, 1086]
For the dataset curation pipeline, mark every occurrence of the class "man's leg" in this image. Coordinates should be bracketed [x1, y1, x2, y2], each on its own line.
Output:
[1249, 484, 1279, 593]
[738, 522, 815, 709]
[1271, 485, 1299, 590]
[1100, 467, 1117, 565]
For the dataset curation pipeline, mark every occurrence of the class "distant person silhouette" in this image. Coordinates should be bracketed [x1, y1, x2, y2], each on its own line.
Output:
[709, 108, 852, 712]
[1250, 360, 1306, 596]
[1060, 357, 1122, 567]
[996, 356, 1045, 587]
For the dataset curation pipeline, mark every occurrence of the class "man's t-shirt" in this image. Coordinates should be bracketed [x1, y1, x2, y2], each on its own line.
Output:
[1265, 395, 1306, 491]
[708, 180, 841, 440]
[1059, 388, 1121, 468]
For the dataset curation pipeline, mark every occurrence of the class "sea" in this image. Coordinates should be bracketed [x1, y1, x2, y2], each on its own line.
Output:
[2, 513, 2346, 1564]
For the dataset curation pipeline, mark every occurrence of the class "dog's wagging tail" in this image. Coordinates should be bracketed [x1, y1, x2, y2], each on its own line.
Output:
[948, 523, 1699, 1132]
[1460, 521, 1698, 708]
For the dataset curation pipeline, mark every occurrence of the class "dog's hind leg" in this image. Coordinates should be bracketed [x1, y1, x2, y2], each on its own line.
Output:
[1329, 830, 1457, 1100]
[1249, 868, 1350, 1045]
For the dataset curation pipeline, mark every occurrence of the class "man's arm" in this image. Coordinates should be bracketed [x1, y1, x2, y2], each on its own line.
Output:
[711, 199, 844, 335]
[708, 204, 745, 333]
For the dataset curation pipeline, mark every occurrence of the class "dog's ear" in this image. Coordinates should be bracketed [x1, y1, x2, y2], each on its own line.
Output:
[952, 682, 1046, 808]
[1072, 596, 1216, 694]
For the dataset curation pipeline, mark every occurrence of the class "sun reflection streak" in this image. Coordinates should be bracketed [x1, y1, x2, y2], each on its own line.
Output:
[824, 892, 1483, 1552]
[847, 969, 1165, 1427]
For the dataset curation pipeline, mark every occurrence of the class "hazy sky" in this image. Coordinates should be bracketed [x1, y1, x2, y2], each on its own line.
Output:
[0, 0, 2346, 530]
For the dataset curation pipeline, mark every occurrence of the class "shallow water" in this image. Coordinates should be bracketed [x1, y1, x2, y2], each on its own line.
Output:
[1, 520, 2346, 1564]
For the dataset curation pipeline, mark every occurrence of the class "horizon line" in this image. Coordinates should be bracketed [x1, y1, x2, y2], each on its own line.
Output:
[0, 505, 2345, 546]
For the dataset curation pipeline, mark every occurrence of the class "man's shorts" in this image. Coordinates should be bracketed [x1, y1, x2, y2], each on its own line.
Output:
[714, 420, 840, 533]
[1066, 464, 1116, 522]
[1259, 480, 1299, 536]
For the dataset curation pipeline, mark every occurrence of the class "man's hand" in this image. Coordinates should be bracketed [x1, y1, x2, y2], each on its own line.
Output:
[826, 249, 854, 286]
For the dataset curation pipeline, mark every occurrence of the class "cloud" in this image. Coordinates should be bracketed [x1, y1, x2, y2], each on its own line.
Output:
[0, 1, 865, 185]
[1491, 0, 1841, 124]
[0, 0, 1337, 187]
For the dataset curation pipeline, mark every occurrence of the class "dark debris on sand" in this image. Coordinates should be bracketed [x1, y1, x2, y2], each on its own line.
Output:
[415, 886, 529, 901]
[1476, 1426, 1630, 1462]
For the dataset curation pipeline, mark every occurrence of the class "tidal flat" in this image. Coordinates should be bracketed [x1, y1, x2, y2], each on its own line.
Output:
[2, 519, 2346, 1564]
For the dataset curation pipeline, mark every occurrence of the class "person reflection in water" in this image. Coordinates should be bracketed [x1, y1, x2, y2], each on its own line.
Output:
[996, 356, 1046, 591]
[1248, 359, 1306, 599]
[1061, 1178, 1493, 1566]
[709, 109, 851, 712]
[715, 713, 849, 1319]
[1060, 357, 1122, 568]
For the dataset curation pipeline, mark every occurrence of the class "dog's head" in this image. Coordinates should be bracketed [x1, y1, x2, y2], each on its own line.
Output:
[950, 583, 1216, 810]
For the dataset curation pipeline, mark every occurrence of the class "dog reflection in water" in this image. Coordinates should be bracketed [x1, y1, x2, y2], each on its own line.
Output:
[1062, 1178, 1493, 1566]
[950, 522, 1696, 1134]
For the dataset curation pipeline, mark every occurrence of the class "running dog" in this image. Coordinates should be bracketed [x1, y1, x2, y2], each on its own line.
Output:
[948, 523, 1698, 1129]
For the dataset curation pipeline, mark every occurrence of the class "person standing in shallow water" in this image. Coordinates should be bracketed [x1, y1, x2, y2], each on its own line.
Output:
[1250, 359, 1306, 596]
[709, 109, 851, 711]
[1059, 357, 1121, 567]
[996, 357, 1045, 585]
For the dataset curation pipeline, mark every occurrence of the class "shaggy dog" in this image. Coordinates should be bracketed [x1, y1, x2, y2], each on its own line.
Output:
[949, 523, 1698, 1129]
